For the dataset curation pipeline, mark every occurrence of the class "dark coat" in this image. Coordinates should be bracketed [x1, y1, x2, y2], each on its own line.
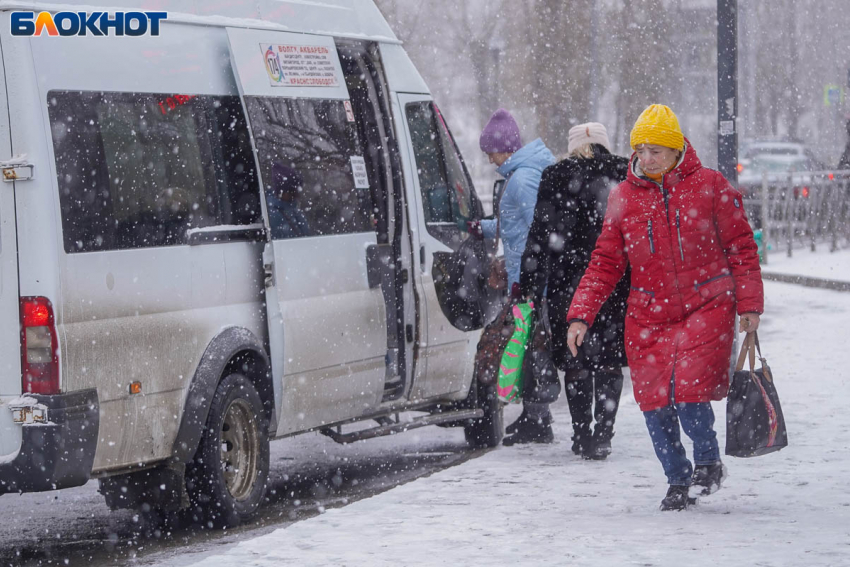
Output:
[567, 140, 764, 411]
[520, 148, 630, 372]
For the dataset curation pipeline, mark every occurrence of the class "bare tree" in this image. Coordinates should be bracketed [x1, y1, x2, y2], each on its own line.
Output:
[489, 0, 595, 155]
[373, 0, 429, 44]
[612, 0, 677, 149]
[448, 0, 506, 126]
[375, 0, 850, 168]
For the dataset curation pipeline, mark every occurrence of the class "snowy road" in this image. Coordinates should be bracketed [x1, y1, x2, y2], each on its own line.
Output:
[0, 419, 484, 566]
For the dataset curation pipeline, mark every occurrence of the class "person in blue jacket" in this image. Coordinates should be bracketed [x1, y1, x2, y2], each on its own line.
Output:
[468, 108, 556, 445]
[267, 163, 311, 240]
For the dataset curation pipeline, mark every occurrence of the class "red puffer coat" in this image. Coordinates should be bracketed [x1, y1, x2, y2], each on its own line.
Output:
[567, 140, 763, 411]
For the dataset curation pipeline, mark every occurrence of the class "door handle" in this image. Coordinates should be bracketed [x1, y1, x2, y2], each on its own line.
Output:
[366, 244, 393, 289]
[263, 262, 275, 288]
[419, 245, 426, 268]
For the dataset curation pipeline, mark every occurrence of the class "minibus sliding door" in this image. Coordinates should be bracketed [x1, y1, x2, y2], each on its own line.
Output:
[227, 28, 390, 433]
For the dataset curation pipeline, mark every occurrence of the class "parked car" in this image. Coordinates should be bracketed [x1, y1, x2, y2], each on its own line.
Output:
[739, 139, 824, 169]
[0, 0, 504, 527]
[737, 154, 822, 229]
[738, 154, 818, 194]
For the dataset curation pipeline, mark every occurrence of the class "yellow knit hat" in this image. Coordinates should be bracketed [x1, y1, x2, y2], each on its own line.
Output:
[630, 104, 685, 151]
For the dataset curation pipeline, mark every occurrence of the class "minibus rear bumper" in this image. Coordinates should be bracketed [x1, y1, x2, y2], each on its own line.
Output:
[0, 389, 99, 494]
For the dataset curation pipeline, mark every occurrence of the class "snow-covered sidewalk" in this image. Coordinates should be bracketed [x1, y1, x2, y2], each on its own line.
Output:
[154, 279, 850, 567]
[761, 242, 850, 283]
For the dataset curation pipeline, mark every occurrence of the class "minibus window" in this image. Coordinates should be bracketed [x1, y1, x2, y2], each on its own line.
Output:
[405, 102, 480, 236]
[243, 96, 374, 239]
[434, 105, 481, 222]
[337, 45, 392, 245]
[209, 97, 262, 227]
[97, 95, 216, 247]
[47, 91, 260, 253]
[406, 103, 452, 224]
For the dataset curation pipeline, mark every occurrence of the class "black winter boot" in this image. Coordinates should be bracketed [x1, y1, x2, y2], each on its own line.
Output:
[566, 378, 593, 457]
[586, 432, 613, 461]
[660, 485, 697, 511]
[570, 425, 593, 457]
[502, 414, 554, 446]
[690, 461, 728, 497]
[505, 408, 529, 435]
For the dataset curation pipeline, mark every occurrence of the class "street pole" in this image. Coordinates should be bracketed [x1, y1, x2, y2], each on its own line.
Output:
[717, 0, 738, 183]
[588, 1, 600, 121]
[717, 0, 739, 378]
[744, 0, 756, 141]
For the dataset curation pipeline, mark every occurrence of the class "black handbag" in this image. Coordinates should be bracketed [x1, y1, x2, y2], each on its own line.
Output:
[725, 332, 788, 458]
[521, 303, 561, 405]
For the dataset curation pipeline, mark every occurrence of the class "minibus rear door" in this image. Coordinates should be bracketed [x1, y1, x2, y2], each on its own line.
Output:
[0, 33, 23, 456]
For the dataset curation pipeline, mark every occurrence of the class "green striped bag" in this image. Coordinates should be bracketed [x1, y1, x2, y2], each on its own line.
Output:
[497, 302, 534, 403]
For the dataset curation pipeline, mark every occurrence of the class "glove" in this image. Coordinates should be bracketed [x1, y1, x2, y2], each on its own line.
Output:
[510, 282, 522, 300]
[466, 220, 484, 240]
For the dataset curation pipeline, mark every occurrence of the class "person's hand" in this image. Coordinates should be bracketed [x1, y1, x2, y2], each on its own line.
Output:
[739, 312, 761, 333]
[567, 321, 588, 357]
[466, 220, 483, 240]
[510, 283, 522, 300]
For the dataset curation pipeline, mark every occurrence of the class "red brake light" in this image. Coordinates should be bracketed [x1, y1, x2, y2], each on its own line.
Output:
[802, 186, 810, 198]
[828, 173, 835, 181]
[20, 297, 60, 395]
[22, 301, 50, 327]
[736, 163, 744, 173]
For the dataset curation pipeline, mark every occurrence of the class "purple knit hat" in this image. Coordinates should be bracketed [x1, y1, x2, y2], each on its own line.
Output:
[479, 108, 522, 154]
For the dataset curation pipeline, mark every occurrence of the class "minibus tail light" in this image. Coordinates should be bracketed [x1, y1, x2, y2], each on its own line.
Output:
[20, 297, 59, 394]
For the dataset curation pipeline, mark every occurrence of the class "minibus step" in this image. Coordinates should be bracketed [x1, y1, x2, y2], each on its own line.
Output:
[319, 408, 484, 444]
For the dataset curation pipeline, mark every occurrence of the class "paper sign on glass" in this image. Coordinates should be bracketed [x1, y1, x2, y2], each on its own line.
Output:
[350, 156, 369, 189]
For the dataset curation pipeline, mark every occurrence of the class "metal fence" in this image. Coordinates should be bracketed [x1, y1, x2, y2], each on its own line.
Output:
[740, 170, 850, 264]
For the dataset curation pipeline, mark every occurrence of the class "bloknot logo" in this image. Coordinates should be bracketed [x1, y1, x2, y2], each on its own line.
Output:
[11, 11, 168, 37]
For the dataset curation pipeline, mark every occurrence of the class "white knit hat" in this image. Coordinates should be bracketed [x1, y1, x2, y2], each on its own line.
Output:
[568, 122, 611, 155]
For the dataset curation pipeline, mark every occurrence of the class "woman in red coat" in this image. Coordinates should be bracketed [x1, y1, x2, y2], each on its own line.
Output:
[566, 105, 764, 511]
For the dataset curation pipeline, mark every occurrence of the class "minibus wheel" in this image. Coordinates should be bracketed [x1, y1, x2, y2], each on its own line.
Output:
[463, 381, 504, 448]
[186, 373, 269, 528]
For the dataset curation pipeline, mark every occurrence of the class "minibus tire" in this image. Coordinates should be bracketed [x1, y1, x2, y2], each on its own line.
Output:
[463, 382, 503, 448]
[186, 373, 269, 528]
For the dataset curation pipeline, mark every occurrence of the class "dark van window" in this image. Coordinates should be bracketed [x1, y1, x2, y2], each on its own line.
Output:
[47, 91, 260, 253]
[405, 102, 480, 232]
[243, 97, 374, 239]
[406, 103, 451, 224]
[338, 44, 393, 245]
[434, 105, 479, 221]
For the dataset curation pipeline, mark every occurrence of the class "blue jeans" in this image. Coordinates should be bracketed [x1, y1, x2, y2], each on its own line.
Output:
[643, 402, 720, 486]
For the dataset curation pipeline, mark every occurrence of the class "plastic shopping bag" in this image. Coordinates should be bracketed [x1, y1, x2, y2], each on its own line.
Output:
[497, 302, 534, 403]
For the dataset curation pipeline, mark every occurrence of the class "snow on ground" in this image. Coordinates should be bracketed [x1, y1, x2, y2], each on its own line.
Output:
[158, 267, 850, 567]
[760, 242, 850, 282]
